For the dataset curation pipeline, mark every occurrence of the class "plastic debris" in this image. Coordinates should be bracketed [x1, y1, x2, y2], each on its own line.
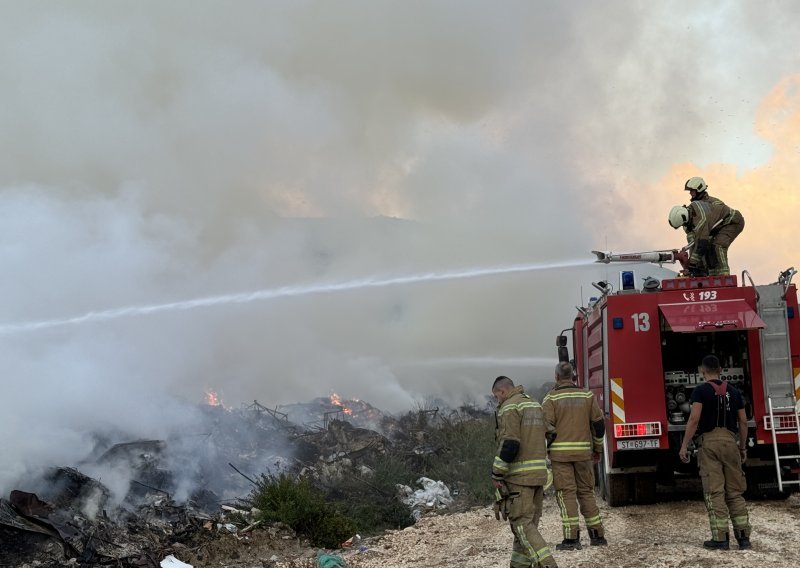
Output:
[316, 550, 347, 567]
[160, 555, 193, 568]
[398, 477, 453, 520]
[341, 534, 361, 547]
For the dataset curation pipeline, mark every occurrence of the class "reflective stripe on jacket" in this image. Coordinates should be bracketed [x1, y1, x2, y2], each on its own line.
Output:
[493, 386, 548, 486]
[686, 193, 743, 243]
[687, 199, 744, 264]
[542, 380, 604, 462]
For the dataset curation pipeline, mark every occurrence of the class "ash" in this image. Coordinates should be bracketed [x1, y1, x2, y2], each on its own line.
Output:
[1, 396, 484, 566]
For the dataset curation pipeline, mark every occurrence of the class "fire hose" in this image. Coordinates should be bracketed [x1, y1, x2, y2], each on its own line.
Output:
[592, 242, 697, 275]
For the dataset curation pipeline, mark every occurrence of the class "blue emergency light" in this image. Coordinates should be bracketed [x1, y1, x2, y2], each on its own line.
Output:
[620, 270, 635, 291]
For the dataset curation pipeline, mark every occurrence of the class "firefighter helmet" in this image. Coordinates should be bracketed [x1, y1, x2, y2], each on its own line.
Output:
[684, 176, 707, 193]
[668, 205, 689, 229]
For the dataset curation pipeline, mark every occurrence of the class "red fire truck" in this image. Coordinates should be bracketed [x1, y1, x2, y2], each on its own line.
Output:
[557, 251, 800, 506]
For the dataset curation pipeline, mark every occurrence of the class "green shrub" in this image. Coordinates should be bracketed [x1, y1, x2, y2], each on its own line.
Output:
[247, 474, 356, 549]
[248, 405, 497, 544]
[323, 452, 415, 533]
[419, 411, 495, 505]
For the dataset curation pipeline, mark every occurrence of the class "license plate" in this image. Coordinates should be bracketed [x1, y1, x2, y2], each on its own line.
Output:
[616, 439, 660, 450]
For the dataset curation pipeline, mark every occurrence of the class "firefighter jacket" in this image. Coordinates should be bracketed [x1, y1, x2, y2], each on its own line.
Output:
[686, 198, 744, 265]
[493, 386, 549, 486]
[542, 379, 604, 462]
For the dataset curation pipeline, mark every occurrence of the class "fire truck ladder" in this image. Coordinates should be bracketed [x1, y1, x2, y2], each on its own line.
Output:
[756, 283, 800, 491]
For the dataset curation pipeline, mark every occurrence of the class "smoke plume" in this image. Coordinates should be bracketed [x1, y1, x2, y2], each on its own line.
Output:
[1, 1, 797, 494]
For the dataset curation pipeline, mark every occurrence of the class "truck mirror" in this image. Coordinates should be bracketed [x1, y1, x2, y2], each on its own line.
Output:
[558, 346, 570, 363]
[556, 335, 567, 347]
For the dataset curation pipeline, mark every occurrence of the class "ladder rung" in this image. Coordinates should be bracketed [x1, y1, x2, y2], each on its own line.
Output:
[763, 332, 788, 337]
[778, 455, 800, 460]
[760, 306, 786, 311]
[766, 357, 790, 361]
[779, 480, 800, 486]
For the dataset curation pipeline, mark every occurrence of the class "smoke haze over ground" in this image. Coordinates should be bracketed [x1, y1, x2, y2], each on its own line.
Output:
[1, 1, 798, 494]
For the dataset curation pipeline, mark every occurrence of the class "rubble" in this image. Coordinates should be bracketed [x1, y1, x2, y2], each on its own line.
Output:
[1, 396, 492, 566]
[0, 399, 303, 566]
[281, 395, 385, 432]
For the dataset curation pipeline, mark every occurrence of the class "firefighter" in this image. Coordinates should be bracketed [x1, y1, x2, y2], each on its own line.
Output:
[685, 176, 714, 202]
[667, 195, 745, 276]
[492, 376, 558, 568]
[542, 362, 607, 550]
[679, 177, 745, 276]
[678, 355, 751, 550]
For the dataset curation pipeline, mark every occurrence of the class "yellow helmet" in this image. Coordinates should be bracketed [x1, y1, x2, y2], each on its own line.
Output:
[668, 205, 689, 229]
[684, 176, 707, 193]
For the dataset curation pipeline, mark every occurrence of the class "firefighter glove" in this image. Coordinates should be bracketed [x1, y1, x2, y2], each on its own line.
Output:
[493, 497, 505, 520]
[492, 476, 509, 499]
[673, 250, 689, 268]
[493, 487, 517, 521]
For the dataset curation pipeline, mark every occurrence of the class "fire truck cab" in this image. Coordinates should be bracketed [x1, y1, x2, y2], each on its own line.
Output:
[559, 268, 800, 505]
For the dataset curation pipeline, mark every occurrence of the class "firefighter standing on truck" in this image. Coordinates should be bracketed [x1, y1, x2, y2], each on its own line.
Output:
[678, 354, 751, 550]
[492, 376, 558, 568]
[668, 176, 745, 276]
[542, 362, 608, 550]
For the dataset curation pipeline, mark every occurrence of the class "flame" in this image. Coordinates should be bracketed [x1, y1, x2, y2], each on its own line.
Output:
[329, 391, 353, 415]
[205, 389, 222, 406]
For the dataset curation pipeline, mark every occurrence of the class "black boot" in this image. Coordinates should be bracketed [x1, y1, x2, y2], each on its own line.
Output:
[588, 527, 608, 546]
[556, 529, 581, 550]
[735, 529, 751, 550]
[703, 532, 730, 550]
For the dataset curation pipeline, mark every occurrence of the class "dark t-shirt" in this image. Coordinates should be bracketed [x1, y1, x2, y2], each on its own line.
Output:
[689, 380, 744, 435]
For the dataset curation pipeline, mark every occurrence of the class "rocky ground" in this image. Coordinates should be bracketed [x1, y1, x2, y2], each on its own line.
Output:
[168, 492, 800, 568]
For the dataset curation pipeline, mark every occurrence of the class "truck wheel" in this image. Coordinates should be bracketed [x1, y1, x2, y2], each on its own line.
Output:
[633, 472, 657, 504]
[745, 467, 793, 500]
[597, 457, 629, 506]
[606, 473, 629, 506]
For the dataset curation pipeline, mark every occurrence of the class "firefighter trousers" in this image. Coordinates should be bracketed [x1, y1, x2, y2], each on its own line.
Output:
[697, 427, 751, 541]
[707, 216, 744, 276]
[552, 460, 604, 540]
[505, 482, 557, 568]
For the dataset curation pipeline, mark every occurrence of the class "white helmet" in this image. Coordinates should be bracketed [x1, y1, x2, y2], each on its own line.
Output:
[668, 205, 689, 229]
[685, 176, 707, 193]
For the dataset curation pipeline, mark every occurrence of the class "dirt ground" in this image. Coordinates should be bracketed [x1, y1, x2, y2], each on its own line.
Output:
[175, 492, 800, 568]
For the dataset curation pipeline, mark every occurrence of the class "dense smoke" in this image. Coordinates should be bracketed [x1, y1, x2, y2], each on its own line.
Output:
[1, 1, 798, 494]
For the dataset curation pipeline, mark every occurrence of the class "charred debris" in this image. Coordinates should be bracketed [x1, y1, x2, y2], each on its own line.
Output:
[1, 395, 495, 566]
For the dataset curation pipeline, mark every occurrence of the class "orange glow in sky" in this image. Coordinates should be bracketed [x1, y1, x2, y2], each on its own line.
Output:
[640, 76, 800, 283]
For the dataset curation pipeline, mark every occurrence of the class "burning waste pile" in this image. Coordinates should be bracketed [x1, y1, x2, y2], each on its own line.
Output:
[0, 401, 299, 567]
[1, 393, 495, 566]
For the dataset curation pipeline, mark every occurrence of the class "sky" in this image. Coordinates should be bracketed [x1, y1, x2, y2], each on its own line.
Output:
[1, 1, 799, 494]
